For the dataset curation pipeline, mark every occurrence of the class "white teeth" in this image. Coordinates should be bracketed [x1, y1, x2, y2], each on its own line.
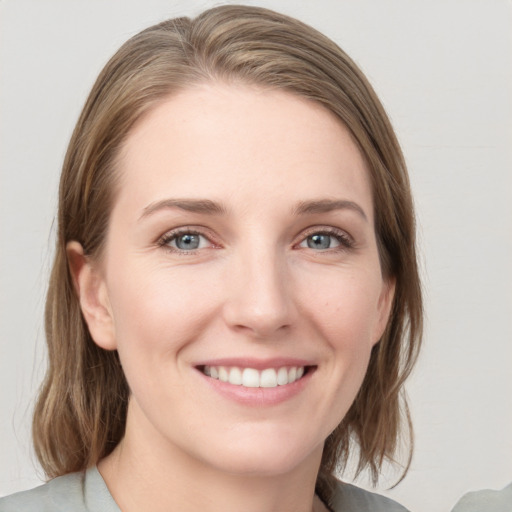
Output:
[228, 367, 243, 385]
[277, 367, 288, 385]
[260, 368, 277, 388]
[242, 368, 260, 387]
[218, 366, 229, 382]
[203, 365, 306, 388]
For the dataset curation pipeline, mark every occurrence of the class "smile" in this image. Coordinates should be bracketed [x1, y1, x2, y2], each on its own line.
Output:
[202, 366, 306, 388]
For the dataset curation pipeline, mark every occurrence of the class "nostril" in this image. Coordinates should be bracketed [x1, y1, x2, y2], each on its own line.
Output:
[229, 315, 294, 338]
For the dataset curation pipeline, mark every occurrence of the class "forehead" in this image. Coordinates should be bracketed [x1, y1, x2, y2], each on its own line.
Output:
[115, 82, 373, 218]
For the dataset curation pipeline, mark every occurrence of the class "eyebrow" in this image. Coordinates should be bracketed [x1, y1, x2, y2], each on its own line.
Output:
[293, 199, 368, 221]
[140, 198, 227, 219]
[140, 197, 368, 222]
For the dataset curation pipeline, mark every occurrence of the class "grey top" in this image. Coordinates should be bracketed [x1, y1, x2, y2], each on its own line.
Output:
[0, 466, 409, 512]
[0, 467, 117, 512]
[450, 482, 512, 512]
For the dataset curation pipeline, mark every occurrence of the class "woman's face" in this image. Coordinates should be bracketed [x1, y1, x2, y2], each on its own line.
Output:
[81, 83, 394, 476]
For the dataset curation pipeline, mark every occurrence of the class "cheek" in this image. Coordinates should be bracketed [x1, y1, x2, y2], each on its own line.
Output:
[104, 263, 221, 413]
[299, 266, 383, 413]
[300, 266, 383, 349]
[106, 260, 220, 358]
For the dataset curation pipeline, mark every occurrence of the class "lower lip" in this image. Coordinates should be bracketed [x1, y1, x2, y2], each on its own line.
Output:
[197, 368, 315, 406]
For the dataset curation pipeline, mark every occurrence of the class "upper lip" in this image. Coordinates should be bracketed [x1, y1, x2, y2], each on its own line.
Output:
[194, 357, 315, 370]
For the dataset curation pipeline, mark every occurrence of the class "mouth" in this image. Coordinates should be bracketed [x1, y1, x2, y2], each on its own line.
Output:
[198, 365, 313, 388]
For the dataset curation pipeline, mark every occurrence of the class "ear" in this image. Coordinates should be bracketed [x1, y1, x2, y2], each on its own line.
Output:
[67, 241, 117, 350]
[372, 277, 396, 346]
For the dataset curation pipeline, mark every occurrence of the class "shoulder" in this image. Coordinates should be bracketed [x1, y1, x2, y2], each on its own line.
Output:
[0, 472, 85, 512]
[330, 480, 410, 512]
[0, 466, 118, 512]
[451, 482, 512, 512]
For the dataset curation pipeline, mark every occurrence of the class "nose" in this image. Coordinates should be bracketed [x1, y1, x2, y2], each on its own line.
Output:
[221, 247, 296, 339]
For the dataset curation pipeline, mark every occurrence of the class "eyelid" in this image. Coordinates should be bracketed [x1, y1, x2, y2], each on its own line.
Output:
[156, 224, 355, 253]
[295, 226, 355, 250]
[157, 226, 220, 253]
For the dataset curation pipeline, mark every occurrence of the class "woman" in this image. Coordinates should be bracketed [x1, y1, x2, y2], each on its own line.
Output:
[0, 5, 422, 512]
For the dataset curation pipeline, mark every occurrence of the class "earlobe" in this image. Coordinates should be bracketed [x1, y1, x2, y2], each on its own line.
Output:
[373, 277, 396, 346]
[66, 241, 117, 350]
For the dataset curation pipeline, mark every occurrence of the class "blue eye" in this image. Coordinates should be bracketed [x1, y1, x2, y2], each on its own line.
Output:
[303, 233, 340, 250]
[298, 229, 354, 252]
[174, 233, 201, 250]
[160, 231, 211, 252]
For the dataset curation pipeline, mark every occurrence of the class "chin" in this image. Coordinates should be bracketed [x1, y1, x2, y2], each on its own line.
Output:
[199, 434, 323, 478]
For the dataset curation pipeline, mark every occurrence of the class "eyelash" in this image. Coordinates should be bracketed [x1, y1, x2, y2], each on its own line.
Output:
[298, 227, 355, 252]
[157, 226, 354, 254]
[157, 228, 217, 254]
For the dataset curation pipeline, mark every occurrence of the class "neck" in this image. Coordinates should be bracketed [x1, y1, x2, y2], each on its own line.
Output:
[98, 401, 325, 512]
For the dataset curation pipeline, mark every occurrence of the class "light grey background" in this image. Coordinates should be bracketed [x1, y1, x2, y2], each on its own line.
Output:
[1, 1, 511, 511]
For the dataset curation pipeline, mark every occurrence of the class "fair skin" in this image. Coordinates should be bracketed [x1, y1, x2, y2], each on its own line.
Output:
[68, 83, 394, 512]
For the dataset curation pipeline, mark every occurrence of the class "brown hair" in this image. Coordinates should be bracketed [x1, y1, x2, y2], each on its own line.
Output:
[33, 4, 422, 500]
